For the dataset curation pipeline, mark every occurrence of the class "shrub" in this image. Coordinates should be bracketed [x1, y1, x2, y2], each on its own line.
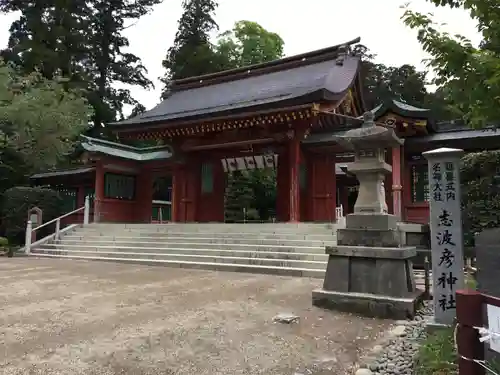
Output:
[414, 327, 457, 375]
[461, 151, 500, 246]
[1, 186, 63, 245]
[0, 236, 11, 257]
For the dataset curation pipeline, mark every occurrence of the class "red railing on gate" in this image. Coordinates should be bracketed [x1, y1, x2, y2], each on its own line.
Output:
[456, 289, 500, 375]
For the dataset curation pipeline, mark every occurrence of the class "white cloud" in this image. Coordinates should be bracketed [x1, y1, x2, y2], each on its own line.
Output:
[0, 0, 481, 112]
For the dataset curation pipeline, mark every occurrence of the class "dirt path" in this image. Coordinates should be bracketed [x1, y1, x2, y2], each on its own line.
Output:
[0, 258, 393, 375]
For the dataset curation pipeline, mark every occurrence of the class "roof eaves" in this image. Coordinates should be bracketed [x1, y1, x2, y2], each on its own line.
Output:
[80, 135, 173, 161]
[30, 167, 95, 179]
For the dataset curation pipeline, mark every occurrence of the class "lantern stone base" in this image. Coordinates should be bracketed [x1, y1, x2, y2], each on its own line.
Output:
[312, 289, 423, 320]
[424, 318, 452, 334]
[312, 216, 424, 319]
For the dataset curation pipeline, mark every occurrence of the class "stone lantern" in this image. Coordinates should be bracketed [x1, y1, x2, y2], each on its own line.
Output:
[312, 112, 423, 319]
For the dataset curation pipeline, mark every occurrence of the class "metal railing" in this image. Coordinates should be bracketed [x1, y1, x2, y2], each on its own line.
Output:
[335, 204, 344, 220]
[24, 196, 90, 254]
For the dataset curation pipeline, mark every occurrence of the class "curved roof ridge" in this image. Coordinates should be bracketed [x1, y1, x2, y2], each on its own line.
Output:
[370, 98, 431, 120]
[170, 37, 361, 92]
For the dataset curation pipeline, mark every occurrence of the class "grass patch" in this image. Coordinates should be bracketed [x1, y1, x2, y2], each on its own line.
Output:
[465, 274, 477, 290]
[414, 327, 457, 375]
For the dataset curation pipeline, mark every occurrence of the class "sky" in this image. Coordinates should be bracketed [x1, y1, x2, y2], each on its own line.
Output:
[0, 0, 481, 114]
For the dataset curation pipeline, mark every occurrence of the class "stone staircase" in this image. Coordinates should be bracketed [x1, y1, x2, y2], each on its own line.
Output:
[30, 223, 339, 278]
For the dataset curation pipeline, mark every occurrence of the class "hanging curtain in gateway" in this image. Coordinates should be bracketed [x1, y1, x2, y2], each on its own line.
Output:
[221, 154, 278, 173]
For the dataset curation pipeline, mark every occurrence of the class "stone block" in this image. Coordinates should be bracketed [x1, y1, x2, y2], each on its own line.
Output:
[475, 228, 500, 294]
[325, 245, 416, 259]
[321, 255, 417, 297]
[337, 228, 401, 247]
[312, 289, 423, 320]
[346, 213, 398, 231]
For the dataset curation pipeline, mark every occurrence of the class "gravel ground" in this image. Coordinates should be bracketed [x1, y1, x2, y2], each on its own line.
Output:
[355, 302, 434, 375]
[0, 258, 394, 375]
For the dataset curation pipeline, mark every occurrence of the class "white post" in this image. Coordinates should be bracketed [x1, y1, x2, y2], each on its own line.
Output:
[423, 147, 465, 327]
[84, 196, 90, 225]
[55, 218, 60, 241]
[25, 220, 32, 254]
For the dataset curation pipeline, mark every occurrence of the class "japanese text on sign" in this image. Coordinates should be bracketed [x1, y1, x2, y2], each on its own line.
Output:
[431, 162, 460, 313]
[424, 148, 465, 325]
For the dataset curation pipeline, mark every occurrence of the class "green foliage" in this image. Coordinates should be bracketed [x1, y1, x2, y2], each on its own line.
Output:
[215, 21, 284, 70]
[247, 169, 277, 220]
[1, 187, 63, 244]
[461, 150, 500, 246]
[224, 171, 259, 222]
[0, 236, 8, 247]
[1, 0, 158, 129]
[414, 327, 457, 375]
[356, 44, 454, 120]
[402, 0, 500, 127]
[0, 61, 92, 171]
[161, 0, 220, 95]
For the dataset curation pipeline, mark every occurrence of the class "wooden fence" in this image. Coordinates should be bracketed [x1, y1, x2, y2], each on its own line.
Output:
[456, 289, 500, 375]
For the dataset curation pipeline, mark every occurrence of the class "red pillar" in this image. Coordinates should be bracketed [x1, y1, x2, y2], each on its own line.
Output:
[172, 162, 199, 222]
[307, 154, 336, 222]
[197, 159, 225, 222]
[171, 165, 183, 222]
[94, 161, 105, 222]
[392, 146, 403, 220]
[276, 152, 289, 222]
[177, 157, 200, 222]
[288, 137, 301, 222]
[213, 160, 226, 222]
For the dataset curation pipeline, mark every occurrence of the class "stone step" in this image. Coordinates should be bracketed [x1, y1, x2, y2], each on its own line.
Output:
[56, 237, 336, 247]
[80, 224, 337, 235]
[65, 232, 336, 241]
[28, 252, 326, 278]
[87, 223, 337, 230]
[42, 242, 328, 254]
[32, 248, 328, 270]
[40, 243, 329, 260]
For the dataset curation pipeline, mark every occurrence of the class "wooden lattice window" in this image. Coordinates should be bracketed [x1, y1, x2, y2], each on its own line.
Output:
[201, 163, 214, 193]
[104, 173, 136, 200]
[410, 164, 429, 203]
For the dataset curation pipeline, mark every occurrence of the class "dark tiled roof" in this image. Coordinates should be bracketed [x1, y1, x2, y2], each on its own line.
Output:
[303, 125, 499, 147]
[110, 38, 363, 128]
[371, 99, 430, 120]
[406, 127, 500, 144]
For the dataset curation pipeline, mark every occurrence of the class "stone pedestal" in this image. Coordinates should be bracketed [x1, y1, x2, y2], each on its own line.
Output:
[312, 213, 422, 319]
[312, 112, 423, 319]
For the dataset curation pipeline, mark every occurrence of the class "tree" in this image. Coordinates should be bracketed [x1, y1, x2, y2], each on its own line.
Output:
[85, 0, 160, 129]
[0, 0, 158, 130]
[0, 0, 90, 82]
[212, 21, 284, 220]
[224, 171, 259, 222]
[214, 20, 284, 70]
[355, 43, 455, 120]
[160, 0, 219, 98]
[0, 62, 92, 172]
[402, 0, 500, 127]
[248, 168, 277, 220]
[356, 44, 429, 109]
